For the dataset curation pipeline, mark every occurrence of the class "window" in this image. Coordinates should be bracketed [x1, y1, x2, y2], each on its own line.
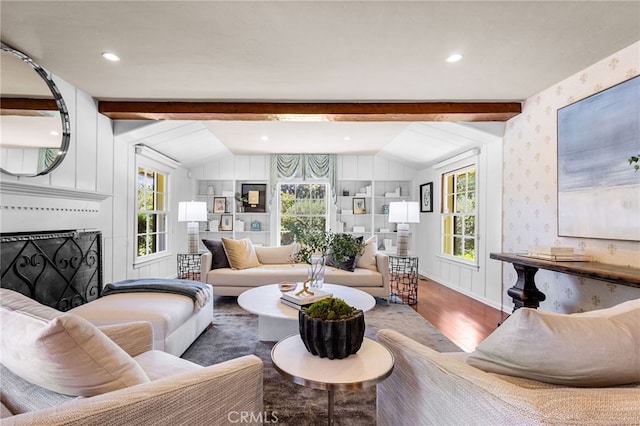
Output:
[441, 166, 477, 263]
[278, 182, 329, 245]
[136, 166, 168, 259]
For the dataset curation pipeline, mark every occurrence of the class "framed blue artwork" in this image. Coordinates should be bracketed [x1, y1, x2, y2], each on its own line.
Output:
[557, 75, 639, 241]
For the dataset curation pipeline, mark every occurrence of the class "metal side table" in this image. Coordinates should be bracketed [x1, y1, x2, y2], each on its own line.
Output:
[388, 255, 419, 305]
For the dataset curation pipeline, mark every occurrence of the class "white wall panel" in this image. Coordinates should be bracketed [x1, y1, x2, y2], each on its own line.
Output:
[76, 90, 97, 191]
[49, 76, 76, 189]
[355, 156, 373, 179]
[96, 114, 114, 195]
[338, 155, 359, 179]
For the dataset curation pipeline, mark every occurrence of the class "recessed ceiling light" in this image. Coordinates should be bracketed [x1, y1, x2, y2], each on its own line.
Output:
[446, 53, 463, 63]
[50, 131, 59, 136]
[344, 136, 351, 141]
[101, 52, 120, 62]
[260, 135, 269, 141]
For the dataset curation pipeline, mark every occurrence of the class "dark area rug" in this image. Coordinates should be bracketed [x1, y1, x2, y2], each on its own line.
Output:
[182, 296, 460, 425]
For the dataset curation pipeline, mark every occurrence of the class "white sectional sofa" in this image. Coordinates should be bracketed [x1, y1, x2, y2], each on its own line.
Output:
[0, 289, 262, 425]
[70, 283, 214, 357]
[200, 238, 390, 298]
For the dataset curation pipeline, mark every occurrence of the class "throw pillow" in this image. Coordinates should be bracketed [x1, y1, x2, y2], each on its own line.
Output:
[202, 239, 231, 269]
[255, 244, 297, 264]
[221, 237, 261, 270]
[356, 235, 378, 271]
[575, 298, 640, 318]
[466, 307, 640, 387]
[0, 289, 150, 397]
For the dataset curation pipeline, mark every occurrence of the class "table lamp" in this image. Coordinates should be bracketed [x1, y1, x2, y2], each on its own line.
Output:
[388, 201, 420, 256]
[178, 201, 207, 253]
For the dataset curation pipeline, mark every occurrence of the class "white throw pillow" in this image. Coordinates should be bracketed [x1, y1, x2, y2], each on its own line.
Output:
[356, 235, 378, 271]
[575, 298, 640, 318]
[467, 306, 640, 387]
[0, 289, 150, 397]
[221, 237, 262, 270]
[255, 244, 297, 264]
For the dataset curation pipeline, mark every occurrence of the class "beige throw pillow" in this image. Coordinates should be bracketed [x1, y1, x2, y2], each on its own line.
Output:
[356, 235, 378, 271]
[221, 237, 262, 270]
[467, 307, 640, 387]
[255, 244, 297, 264]
[0, 289, 150, 396]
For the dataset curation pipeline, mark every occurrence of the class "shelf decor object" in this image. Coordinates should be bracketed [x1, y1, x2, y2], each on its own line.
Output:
[389, 201, 420, 256]
[178, 201, 208, 254]
[241, 183, 267, 212]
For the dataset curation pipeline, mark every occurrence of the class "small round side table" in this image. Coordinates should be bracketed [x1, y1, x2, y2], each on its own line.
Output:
[271, 335, 394, 425]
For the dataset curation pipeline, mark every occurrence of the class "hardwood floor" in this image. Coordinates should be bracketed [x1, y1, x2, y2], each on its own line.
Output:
[412, 276, 509, 352]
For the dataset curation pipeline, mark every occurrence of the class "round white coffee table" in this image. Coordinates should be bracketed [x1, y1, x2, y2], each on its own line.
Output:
[237, 283, 376, 341]
[271, 335, 394, 425]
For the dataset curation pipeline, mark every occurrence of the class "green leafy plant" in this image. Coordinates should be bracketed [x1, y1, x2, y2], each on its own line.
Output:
[629, 154, 640, 172]
[306, 297, 357, 320]
[330, 233, 365, 264]
[291, 227, 334, 264]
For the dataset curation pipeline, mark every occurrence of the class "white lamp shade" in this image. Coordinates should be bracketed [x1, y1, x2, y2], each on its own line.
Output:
[388, 201, 420, 223]
[178, 201, 207, 222]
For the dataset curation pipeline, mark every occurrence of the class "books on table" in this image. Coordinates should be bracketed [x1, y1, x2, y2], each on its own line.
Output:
[280, 298, 313, 310]
[527, 246, 575, 261]
[280, 288, 332, 309]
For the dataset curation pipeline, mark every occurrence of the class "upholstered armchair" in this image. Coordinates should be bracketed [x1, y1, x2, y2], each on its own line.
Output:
[377, 301, 640, 426]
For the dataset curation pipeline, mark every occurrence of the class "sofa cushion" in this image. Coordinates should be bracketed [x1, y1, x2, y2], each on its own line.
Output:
[0, 364, 74, 415]
[356, 235, 378, 271]
[466, 306, 640, 387]
[222, 237, 261, 270]
[0, 289, 150, 397]
[202, 239, 231, 269]
[206, 263, 383, 288]
[71, 292, 197, 342]
[134, 349, 202, 381]
[255, 244, 297, 264]
[575, 298, 640, 318]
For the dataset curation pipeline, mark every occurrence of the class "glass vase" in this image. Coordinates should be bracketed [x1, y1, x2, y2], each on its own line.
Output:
[307, 254, 326, 289]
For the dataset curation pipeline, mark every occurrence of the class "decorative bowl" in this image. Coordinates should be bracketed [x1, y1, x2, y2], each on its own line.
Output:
[278, 281, 297, 293]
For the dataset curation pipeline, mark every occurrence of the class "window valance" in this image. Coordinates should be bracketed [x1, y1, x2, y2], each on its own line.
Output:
[269, 154, 337, 202]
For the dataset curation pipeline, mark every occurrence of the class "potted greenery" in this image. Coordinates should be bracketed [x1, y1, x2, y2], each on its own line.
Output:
[329, 233, 366, 271]
[629, 154, 639, 172]
[290, 228, 333, 289]
[234, 192, 247, 212]
[298, 297, 365, 359]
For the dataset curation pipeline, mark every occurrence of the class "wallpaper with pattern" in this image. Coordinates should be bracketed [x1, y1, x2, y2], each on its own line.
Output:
[502, 41, 640, 314]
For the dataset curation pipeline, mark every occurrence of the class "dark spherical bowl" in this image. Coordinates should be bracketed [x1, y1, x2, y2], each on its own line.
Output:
[298, 309, 365, 359]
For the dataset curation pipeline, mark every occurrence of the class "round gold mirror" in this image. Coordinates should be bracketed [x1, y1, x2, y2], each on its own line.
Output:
[1, 43, 70, 176]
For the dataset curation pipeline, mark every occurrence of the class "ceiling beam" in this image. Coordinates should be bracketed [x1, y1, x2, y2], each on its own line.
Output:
[98, 101, 521, 122]
[1, 97, 58, 111]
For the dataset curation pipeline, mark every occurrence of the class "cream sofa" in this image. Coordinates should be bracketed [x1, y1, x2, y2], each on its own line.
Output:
[0, 289, 263, 425]
[200, 238, 390, 297]
[377, 300, 640, 425]
[70, 283, 214, 356]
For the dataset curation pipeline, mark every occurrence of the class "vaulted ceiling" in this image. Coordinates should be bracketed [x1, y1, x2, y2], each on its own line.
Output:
[2, 1, 638, 168]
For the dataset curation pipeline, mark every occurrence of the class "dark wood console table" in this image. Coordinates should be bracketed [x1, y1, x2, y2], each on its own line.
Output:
[490, 252, 640, 312]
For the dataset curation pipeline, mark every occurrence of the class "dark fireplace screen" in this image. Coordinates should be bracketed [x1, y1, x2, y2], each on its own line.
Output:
[1, 230, 103, 311]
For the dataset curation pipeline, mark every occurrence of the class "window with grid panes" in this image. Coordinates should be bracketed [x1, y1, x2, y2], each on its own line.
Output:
[136, 166, 168, 260]
[441, 165, 477, 264]
[278, 182, 329, 245]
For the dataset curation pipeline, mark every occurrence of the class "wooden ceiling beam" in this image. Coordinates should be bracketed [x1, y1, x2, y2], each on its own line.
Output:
[98, 101, 521, 122]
